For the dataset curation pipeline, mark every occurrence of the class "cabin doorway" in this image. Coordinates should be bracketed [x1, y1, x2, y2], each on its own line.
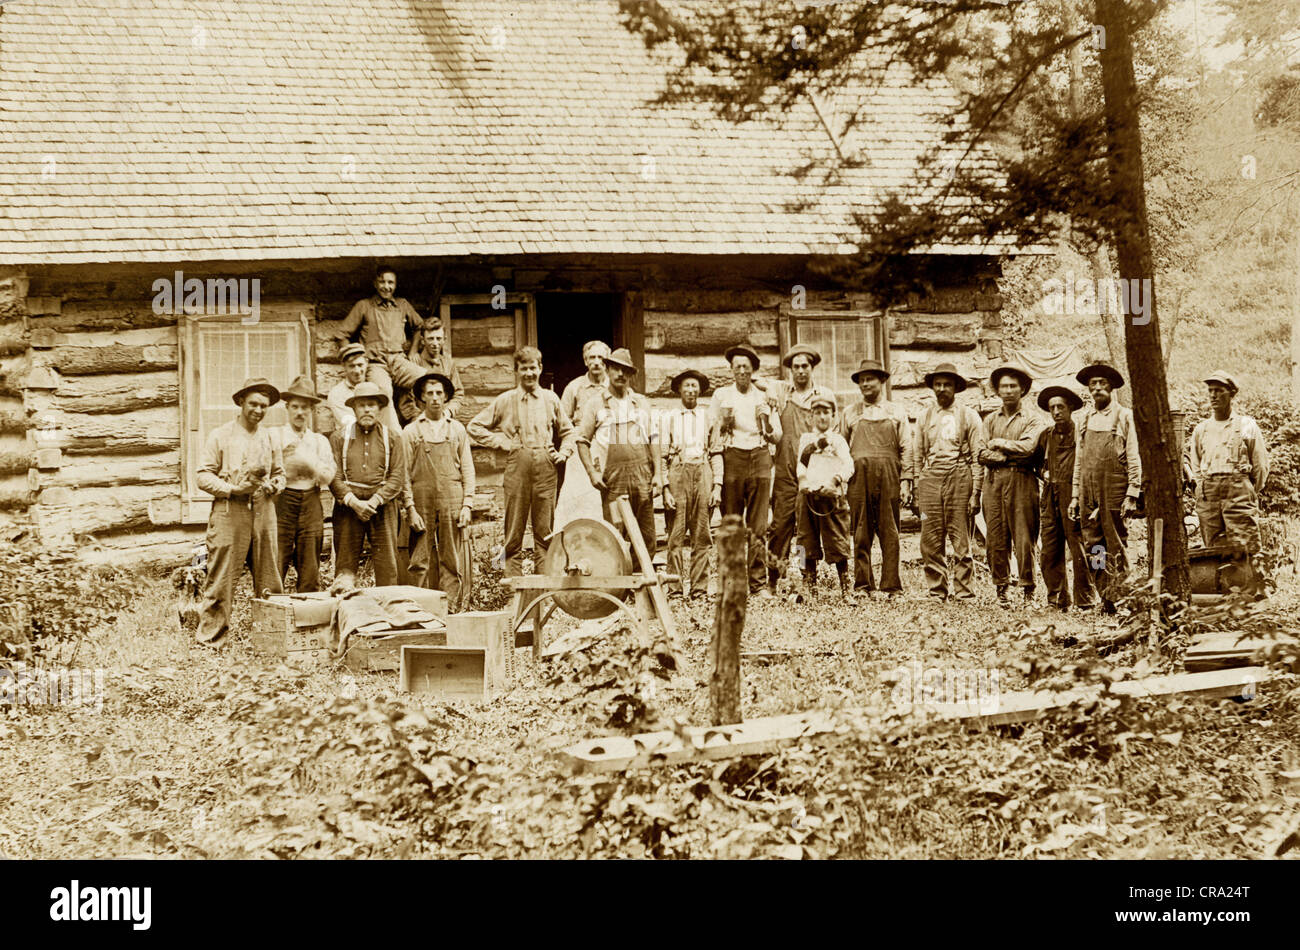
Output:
[534, 293, 624, 397]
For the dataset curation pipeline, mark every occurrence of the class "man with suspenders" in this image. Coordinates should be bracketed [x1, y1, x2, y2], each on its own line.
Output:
[1036, 385, 1094, 611]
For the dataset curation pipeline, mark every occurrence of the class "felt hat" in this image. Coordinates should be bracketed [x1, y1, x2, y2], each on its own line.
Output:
[670, 368, 711, 395]
[231, 377, 280, 407]
[724, 344, 761, 371]
[810, 393, 836, 412]
[344, 380, 390, 410]
[1075, 363, 1125, 390]
[781, 343, 822, 368]
[1203, 370, 1238, 394]
[923, 362, 968, 393]
[603, 347, 638, 374]
[990, 364, 1032, 392]
[1037, 385, 1083, 413]
[280, 375, 322, 404]
[851, 358, 890, 383]
[413, 372, 455, 402]
[338, 342, 367, 362]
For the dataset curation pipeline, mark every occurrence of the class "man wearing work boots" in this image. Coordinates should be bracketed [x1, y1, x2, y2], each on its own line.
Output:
[796, 394, 856, 605]
[908, 363, 981, 602]
[976, 364, 1046, 607]
[1036, 385, 1094, 612]
[195, 377, 286, 645]
[1068, 363, 1140, 613]
[270, 375, 336, 593]
[660, 368, 722, 600]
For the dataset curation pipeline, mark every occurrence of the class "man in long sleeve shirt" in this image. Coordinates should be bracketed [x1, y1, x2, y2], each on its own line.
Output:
[195, 378, 286, 645]
[976, 365, 1047, 605]
[397, 320, 464, 425]
[797, 394, 857, 603]
[841, 359, 913, 596]
[1067, 364, 1140, 612]
[270, 375, 337, 593]
[1035, 386, 1094, 612]
[467, 346, 575, 576]
[329, 382, 411, 587]
[334, 267, 425, 430]
[660, 369, 723, 599]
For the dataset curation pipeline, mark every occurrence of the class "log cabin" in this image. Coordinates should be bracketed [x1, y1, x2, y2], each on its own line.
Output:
[0, 0, 1028, 570]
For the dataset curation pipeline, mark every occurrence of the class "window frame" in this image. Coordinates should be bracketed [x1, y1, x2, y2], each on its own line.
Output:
[779, 306, 891, 402]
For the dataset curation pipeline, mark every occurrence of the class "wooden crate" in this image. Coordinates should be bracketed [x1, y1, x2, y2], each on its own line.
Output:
[399, 645, 490, 702]
[446, 610, 514, 693]
[342, 625, 447, 673]
[249, 593, 337, 667]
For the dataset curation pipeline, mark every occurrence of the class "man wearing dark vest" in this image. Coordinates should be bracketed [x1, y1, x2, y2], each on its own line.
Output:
[402, 372, 475, 610]
[765, 343, 837, 596]
[908, 363, 981, 601]
[841, 359, 913, 597]
[1036, 385, 1094, 612]
[1068, 363, 1140, 613]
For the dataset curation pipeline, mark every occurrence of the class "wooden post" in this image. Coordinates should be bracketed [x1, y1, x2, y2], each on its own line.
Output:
[711, 515, 746, 725]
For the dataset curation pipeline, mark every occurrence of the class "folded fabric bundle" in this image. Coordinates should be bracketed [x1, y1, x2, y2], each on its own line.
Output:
[332, 589, 439, 655]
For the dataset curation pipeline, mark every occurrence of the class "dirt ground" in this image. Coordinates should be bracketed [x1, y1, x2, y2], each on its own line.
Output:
[2, 529, 1298, 860]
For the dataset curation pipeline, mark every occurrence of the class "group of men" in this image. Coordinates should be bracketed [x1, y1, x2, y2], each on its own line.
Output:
[192, 266, 1272, 645]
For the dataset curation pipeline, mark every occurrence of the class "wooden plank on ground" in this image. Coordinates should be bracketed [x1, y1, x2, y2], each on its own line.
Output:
[1184, 632, 1289, 672]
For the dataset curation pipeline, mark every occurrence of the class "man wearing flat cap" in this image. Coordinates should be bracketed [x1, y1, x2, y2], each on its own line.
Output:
[195, 378, 286, 644]
[1187, 370, 1269, 586]
[908, 363, 981, 601]
[270, 375, 337, 593]
[841, 358, 913, 597]
[329, 381, 413, 588]
[660, 368, 722, 599]
[1035, 385, 1094, 612]
[577, 348, 661, 549]
[1068, 363, 1140, 612]
[712, 344, 783, 596]
[327, 342, 371, 432]
[402, 371, 475, 609]
[975, 364, 1047, 606]
[765, 343, 838, 597]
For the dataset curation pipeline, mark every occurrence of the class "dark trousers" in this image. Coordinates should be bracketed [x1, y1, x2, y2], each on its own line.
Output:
[197, 497, 283, 644]
[917, 466, 973, 599]
[600, 455, 656, 554]
[767, 474, 799, 586]
[797, 491, 852, 564]
[983, 467, 1038, 589]
[1040, 480, 1093, 609]
[275, 487, 324, 592]
[502, 447, 558, 577]
[666, 461, 712, 596]
[721, 446, 772, 592]
[848, 456, 902, 591]
[333, 497, 400, 586]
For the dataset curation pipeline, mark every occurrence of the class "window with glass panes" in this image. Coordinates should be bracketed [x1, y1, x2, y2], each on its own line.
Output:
[786, 310, 889, 405]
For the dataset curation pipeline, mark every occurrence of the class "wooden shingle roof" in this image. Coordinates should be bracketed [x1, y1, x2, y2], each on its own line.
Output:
[0, 0, 1010, 264]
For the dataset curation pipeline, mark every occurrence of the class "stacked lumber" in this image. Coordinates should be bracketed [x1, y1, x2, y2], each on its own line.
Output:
[1184, 633, 1289, 673]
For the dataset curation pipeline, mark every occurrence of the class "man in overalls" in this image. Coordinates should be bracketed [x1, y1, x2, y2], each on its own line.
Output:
[402, 372, 475, 609]
[908, 363, 981, 601]
[269, 375, 336, 593]
[712, 344, 782, 596]
[1036, 385, 1094, 612]
[765, 343, 837, 596]
[660, 368, 722, 599]
[577, 347, 661, 548]
[195, 377, 286, 645]
[841, 359, 913, 597]
[1067, 363, 1140, 613]
[1186, 370, 1270, 591]
[468, 346, 574, 576]
[976, 364, 1046, 606]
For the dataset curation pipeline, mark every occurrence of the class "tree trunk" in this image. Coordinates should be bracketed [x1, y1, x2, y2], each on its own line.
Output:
[710, 515, 745, 725]
[1292, 195, 1300, 405]
[1094, 0, 1189, 599]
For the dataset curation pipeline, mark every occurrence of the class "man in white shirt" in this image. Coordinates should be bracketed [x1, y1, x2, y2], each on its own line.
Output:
[712, 344, 782, 596]
[270, 375, 336, 593]
[661, 368, 722, 599]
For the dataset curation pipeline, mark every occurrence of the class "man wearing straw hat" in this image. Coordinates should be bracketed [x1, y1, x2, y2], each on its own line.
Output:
[909, 363, 981, 601]
[329, 381, 412, 588]
[661, 368, 722, 599]
[765, 342, 837, 597]
[195, 377, 286, 644]
[1036, 384, 1094, 612]
[1068, 362, 1140, 613]
[975, 363, 1047, 606]
[577, 347, 661, 549]
[270, 375, 337, 593]
[402, 371, 475, 610]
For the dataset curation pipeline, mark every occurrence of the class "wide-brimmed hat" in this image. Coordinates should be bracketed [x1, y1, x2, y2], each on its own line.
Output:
[1037, 385, 1084, 413]
[782, 343, 822, 369]
[724, 344, 761, 371]
[1075, 363, 1125, 390]
[990, 364, 1032, 392]
[851, 358, 890, 383]
[810, 394, 836, 412]
[603, 347, 638, 374]
[670, 369, 711, 395]
[344, 380, 390, 410]
[413, 372, 455, 402]
[923, 362, 968, 392]
[1203, 370, 1238, 394]
[232, 377, 280, 407]
[280, 374, 322, 404]
[338, 342, 367, 362]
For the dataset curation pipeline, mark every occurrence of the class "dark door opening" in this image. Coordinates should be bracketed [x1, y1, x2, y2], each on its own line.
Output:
[534, 293, 624, 397]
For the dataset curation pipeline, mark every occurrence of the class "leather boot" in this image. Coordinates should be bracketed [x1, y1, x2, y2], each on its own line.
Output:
[839, 569, 858, 607]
